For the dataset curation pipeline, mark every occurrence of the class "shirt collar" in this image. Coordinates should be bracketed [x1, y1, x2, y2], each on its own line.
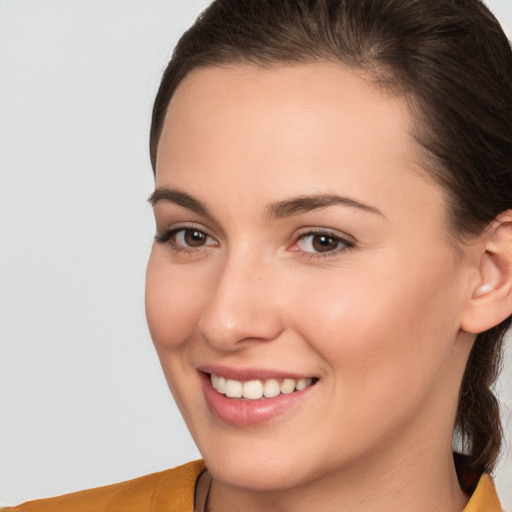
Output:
[463, 474, 502, 512]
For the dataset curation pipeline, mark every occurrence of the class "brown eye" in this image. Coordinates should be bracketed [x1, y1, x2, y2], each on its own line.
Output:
[155, 227, 217, 250]
[182, 229, 207, 247]
[312, 234, 339, 252]
[295, 232, 352, 255]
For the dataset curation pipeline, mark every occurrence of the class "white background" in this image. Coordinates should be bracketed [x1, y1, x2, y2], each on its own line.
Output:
[0, 0, 511, 507]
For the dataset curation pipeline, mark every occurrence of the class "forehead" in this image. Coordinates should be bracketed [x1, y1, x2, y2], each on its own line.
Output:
[161, 62, 413, 150]
[156, 63, 446, 230]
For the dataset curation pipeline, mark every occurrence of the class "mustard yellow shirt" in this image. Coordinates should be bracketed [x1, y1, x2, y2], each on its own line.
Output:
[1, 460, 502, 512]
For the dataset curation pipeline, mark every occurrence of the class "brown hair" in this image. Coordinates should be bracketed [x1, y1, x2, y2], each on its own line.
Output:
[150, 0, 512, 493]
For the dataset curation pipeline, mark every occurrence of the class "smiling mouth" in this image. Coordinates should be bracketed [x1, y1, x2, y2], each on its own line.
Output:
[210, 373, 318, 400]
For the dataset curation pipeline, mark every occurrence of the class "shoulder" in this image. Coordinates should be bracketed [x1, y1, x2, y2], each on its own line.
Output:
[1, 460, 206, 512]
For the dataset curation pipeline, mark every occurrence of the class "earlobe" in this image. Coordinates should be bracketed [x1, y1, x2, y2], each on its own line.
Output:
[461, 211, 512, 334]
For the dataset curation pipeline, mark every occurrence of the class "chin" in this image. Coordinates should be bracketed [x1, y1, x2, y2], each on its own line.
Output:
[191, 422, 337, 493]
[204, 450, 313, 492]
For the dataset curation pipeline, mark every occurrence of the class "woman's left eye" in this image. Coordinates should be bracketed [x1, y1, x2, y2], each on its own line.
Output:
[155, 227, 217, 251]
[294, 232, 353, 255]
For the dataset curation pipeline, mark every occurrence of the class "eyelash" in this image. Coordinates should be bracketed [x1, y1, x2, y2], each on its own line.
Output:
[155, 226, 217, 254]
[154, 227, 355, 258]
[292, 229, 355, 258]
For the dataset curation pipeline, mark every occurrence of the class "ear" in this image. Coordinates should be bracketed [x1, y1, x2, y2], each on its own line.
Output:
[461, 211, 512, 334]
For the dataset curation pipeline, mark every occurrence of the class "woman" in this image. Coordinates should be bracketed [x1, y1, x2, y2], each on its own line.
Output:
[5, 0, 511, 510]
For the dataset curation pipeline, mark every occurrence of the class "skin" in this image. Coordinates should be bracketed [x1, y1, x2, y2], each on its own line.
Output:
[145, 63, 479, 512]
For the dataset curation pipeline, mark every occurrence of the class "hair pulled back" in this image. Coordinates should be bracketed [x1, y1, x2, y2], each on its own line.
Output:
[150, 0, 512, 493]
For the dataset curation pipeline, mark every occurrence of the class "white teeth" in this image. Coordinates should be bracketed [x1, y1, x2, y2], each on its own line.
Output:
[225, 379, 243, 398]
[242, 380, 264, 400]
[263, 378, 281, 398]
[210, 374, 315, 400]
[296, 378, 312, 391]
[280, 378, 296, 394]
[216, 376, 227, 394]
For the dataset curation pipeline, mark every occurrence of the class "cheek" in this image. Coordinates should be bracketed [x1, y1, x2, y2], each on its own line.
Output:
[289, 251, 463, 391]
[145, 250, 209, 422]
[145, 250, 208, 352]
[281, 258, 465, 453]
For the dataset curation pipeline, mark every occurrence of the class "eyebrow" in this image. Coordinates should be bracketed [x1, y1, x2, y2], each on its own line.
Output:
[148, 187, 210, 216]
[148, 187, 383, 219]
[266, 194, 384, 219]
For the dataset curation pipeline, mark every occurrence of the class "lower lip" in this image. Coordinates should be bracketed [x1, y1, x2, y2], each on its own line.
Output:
[200, 373, 316, 426]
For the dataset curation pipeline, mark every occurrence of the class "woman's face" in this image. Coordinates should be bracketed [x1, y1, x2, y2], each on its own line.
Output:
[146, 63, 475, 491]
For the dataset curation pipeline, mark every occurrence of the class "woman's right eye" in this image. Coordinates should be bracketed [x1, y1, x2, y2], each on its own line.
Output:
[155, 227, 218, 251]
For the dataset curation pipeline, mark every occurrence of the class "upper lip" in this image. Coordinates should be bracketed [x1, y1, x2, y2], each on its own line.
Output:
[198, 364, 317, 382]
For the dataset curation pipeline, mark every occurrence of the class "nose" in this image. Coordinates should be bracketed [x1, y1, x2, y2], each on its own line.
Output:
[198, 252, 284, 351]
